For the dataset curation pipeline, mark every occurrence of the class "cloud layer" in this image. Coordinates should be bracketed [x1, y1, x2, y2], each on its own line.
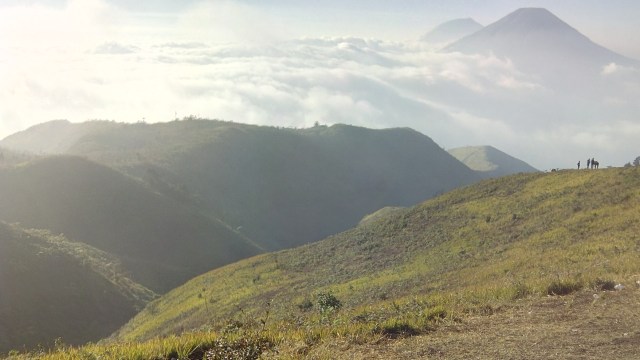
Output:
[1, 1, 638, 169]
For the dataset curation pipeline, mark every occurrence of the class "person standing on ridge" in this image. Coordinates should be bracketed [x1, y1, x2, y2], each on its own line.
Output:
[577, 161, 580, 169]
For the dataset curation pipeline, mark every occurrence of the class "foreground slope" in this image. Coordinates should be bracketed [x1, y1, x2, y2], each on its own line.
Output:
[448, 145, 538, 178]
[1, 120, 480, 250]
[0, 222, 154, 352]
[0, 156, 260, 292]
[115, 166, 640, 343]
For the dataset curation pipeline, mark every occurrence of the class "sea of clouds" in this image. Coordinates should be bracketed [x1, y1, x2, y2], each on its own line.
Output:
[1, 0, 638, 169]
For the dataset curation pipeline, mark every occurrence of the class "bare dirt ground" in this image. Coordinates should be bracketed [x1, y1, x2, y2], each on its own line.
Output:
[308, 286, 640, 359]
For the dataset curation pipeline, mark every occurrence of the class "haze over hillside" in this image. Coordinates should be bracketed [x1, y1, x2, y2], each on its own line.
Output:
[0, 155, 260, 292]
[421, 18, 483, 45]
[0, 222, 155, 352]
[1, 119, 481, 249]
[448, 145, 538, 178]
[1, 4, 638, 169]
[0, 3, 639, 357]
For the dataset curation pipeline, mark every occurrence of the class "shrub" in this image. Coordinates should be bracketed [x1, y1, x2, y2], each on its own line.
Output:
[546, 279, 582, 296]
[297, 299, 313, 312]
[593, 278, 616, 291]
[316, 292, 342, 313]
[379, 322, 420, 339]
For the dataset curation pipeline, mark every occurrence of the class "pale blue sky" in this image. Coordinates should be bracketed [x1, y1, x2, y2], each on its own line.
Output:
[117, 0, 640, 58]
[1, 0, 638, 57]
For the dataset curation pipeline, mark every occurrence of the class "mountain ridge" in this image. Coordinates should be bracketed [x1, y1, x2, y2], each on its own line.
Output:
[0, 155, 261, 292]
[1, 119, 481, 250]
[421, 18, 483, 45]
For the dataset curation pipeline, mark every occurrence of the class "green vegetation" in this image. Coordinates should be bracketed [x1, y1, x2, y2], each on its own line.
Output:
[1, 119, 480, 250]
[0, 222, 154, 353]
[87, 166, 640, 357]
[3, 330, 274, 360]
[0, 156, 261, 292]
[3, 120, 638, 357]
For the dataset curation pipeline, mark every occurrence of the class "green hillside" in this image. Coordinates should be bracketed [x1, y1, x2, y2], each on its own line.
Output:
[448, 145, 538, 178]
[0, 222, 155, 353]
[0, 156, 261, 292]
[1, 119, 481, 250]
[0, 120, 118, 154]
[0, 147, 35, 168]
[113, 166, 640, 349]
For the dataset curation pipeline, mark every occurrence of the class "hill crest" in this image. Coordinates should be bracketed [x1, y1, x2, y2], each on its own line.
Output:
[114, 166, 640, 342]
[0, 119, 481, 250]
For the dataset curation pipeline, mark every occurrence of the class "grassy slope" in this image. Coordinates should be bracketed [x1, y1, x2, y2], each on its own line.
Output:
[2, 119, 480, 250]
[0, 156, 261, 292]
[114, 167, 640, 345]
[0, 223, 155, 353]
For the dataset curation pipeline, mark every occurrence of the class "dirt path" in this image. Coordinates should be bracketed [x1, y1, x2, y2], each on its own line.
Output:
[309, 287, 640, 359]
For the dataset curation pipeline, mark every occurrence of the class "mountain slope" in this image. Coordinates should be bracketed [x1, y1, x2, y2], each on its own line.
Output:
[421, 18, 483, 45]
[0, 156, 261, 292]
[0, 120, 117, 154]
[448, 145, 538, 178]
[1, 120, 481, 250]
[0, 222, 154, 352]
[114, 166, 640, 342]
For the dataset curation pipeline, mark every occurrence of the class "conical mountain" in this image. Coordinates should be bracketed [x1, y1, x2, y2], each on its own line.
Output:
[446, 8, 638, 84]
[421, 18, 483, 45]
[448, 145, 538, 178]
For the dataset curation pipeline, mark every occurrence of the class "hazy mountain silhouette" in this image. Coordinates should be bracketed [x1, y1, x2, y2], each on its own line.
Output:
[1, 119, 481, 250]
[445, 8, 639, 88]
[421, 18, 483, 45]
[0, 222, 155, 352]
[0, 156, 261, 292]
[448, 145, 538, 178]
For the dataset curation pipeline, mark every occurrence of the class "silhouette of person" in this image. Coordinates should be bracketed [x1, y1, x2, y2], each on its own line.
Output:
[577, 161, 580, 169]
[587, 158, 590, 169]
[591, 158, 596, 169]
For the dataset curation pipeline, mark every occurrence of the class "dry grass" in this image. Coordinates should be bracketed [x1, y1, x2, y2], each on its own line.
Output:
[305, 282, 640, 359]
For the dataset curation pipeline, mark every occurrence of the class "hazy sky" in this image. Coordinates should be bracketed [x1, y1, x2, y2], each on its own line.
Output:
[1, 0, 639, 169]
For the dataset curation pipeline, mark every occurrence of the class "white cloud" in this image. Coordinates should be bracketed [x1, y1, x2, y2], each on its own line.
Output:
[0, 2, 638, 169]
[173, 0, 286, 45]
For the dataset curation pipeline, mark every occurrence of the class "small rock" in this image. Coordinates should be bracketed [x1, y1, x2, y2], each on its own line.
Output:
[593, 293, 600, 299]
[614, 283, 625, 291]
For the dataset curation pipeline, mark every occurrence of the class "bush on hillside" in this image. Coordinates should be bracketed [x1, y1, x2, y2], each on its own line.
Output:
[316, 292, 342, 313]
[592, 278, 617, 291]
[546, 279, 582, 296]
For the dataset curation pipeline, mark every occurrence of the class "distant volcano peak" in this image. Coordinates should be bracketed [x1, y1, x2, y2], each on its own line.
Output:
[484, 7, 576, 35]
[445, 7, 638, 78]
[421, 18, 483, 44]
